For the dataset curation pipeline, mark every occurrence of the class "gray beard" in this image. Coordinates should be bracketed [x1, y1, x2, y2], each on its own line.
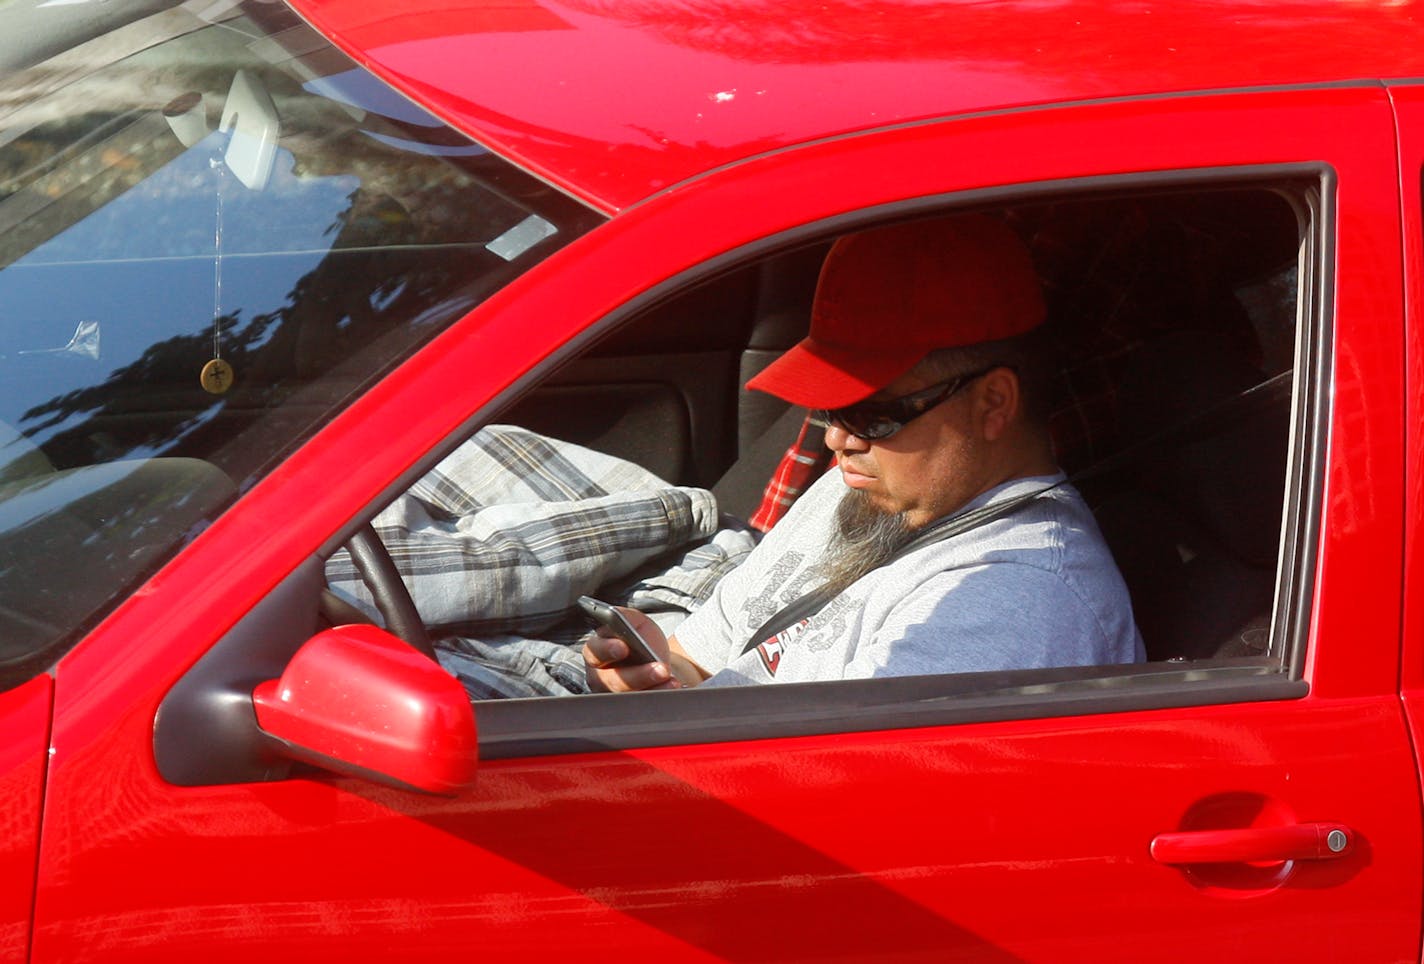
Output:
[817, 489, 914, 598]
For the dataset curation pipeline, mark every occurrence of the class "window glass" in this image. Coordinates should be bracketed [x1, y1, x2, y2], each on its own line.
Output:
[0, 0, 603, 687]
[330, 182, 1311, 726]
[1014, 189, 1301, 664]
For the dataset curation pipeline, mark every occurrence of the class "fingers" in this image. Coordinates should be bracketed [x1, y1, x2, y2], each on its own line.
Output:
[616, 606, 663, 642]
[605, 660, 677, 692]
[582, 629, 628, 668]
[579, 604, 678, 693]
[582, 633, 678, 693]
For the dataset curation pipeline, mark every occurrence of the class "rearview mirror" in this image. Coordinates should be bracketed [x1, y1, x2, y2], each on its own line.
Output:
[253, 625, 477, 795]
[220, 69, 279, 190]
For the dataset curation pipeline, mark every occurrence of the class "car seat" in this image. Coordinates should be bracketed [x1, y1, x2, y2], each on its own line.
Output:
[1089, 329, 1288, 661]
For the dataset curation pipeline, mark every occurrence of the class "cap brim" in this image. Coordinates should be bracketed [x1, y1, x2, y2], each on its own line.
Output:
[744, 339, 919, 408]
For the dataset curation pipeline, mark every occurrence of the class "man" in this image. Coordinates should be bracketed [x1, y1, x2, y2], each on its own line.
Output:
[584, 213, 1144, 692]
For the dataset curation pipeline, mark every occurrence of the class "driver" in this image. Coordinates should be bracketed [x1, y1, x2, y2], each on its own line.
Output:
[584, 214, 1144, 691]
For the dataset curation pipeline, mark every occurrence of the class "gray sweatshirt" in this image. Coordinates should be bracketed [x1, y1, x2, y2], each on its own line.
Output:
[678, 469, 1144, 686]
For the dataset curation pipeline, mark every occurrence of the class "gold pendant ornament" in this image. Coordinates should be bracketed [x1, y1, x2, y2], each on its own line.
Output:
[200, 357, 234, 394]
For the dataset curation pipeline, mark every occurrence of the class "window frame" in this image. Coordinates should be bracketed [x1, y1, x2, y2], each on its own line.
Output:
[452, 164, 1334, 759]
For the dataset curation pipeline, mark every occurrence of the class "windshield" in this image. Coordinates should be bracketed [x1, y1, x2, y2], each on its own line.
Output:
[0, 0, 604, 687]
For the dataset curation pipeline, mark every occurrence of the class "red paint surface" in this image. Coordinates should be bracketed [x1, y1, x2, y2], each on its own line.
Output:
[22, 82, 1422, 959]
[290, 0, 1424, 211]
[1388, 81, 1424, 964]
[253, 626, 477, 794]
[0, 675, 51, 963]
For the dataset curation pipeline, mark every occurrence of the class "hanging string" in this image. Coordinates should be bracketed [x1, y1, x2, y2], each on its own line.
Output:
[201, 155, 234, 395]
[212, 156, 222, 359]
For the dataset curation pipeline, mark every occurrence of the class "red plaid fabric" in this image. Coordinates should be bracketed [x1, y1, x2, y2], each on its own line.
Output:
[749, 412, 834, 533]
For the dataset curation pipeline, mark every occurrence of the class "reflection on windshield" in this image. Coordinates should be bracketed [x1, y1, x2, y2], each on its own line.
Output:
[6, 142, 359, 457]
[0, 0, 603, 686]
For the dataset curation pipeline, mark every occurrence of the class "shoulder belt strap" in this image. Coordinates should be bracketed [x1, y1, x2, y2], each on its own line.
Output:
[738, 483, 1060, 656]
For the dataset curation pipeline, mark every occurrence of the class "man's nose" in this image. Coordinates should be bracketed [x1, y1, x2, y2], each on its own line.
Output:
[824, 420, 869, 454]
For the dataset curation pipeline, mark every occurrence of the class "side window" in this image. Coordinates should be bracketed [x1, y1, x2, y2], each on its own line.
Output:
[0, 1, 603, 688]
[324, 177, 1318, 752]
[1020, 190, 1302, 664]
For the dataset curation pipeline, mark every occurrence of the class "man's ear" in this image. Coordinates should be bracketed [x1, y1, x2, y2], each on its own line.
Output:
[975, 367, 1021, 441]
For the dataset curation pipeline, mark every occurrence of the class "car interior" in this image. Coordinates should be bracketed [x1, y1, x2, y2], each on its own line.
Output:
[0, 0, 1314, 711]
[497, 185, 1304, 670]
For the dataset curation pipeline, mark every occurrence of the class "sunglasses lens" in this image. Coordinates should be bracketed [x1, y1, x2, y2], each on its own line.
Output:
[817, 368, 998, 442]
[819, 408, 899, 440]
[849, 415, 898, 439]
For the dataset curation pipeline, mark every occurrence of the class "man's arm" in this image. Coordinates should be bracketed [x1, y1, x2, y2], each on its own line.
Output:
[583, 606, 712, 692]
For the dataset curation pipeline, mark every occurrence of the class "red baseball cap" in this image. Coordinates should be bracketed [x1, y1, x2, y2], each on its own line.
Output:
[746, 214, 1046, 408]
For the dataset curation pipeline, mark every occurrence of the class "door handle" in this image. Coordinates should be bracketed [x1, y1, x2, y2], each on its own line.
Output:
[1150, 822, 1353, 865]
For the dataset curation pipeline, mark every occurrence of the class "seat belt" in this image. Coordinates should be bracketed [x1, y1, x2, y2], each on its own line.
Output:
[739, 480, 1062, 655]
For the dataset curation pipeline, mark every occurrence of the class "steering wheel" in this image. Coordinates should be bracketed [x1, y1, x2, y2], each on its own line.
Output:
[341, 523, 437, 661]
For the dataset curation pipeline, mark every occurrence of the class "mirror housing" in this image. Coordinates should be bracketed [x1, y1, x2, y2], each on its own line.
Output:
[220, 69, 279, 190]
[253, 625, 476, 795]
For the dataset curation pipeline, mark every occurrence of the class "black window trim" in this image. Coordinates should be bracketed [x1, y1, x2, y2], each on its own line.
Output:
[1278, 174, 1332, 682]
[480, 662, 1305, 760]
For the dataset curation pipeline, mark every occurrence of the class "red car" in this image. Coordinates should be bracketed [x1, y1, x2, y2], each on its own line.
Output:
[3, 0, 1423, 959]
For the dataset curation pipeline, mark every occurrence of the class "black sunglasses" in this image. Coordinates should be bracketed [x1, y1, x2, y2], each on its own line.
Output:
[815, 365, 1001, 440]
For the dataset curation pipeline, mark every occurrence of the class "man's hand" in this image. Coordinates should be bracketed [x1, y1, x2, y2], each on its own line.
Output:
[582, 606, 680, 692]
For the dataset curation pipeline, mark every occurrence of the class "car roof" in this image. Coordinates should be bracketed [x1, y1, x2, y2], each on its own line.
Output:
[289, 0, 1424, 214]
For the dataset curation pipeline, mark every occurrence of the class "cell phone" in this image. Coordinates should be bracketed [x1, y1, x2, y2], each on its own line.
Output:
[575, 595, 661, 666]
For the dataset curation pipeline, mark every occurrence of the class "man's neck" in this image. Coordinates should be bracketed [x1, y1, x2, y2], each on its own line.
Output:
[963, 433, 1059, 509]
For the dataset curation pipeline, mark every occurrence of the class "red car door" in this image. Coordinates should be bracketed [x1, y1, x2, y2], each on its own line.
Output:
[1388, 85, 1424, 964]
[30, 87, 1421, 961]
[0, 676, 49, 962]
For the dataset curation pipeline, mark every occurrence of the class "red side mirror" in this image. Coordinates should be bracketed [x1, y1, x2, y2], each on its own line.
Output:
[253, 625, 476, 794]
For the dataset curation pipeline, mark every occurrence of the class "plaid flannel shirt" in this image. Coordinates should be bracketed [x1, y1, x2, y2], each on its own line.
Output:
[326, 425, 756, 699]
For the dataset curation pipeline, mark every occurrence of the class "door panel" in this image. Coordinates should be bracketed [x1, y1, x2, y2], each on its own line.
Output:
[28, 701, 1422, 961]
[1387, 85, 1424, 964]
[0, 675, 51, 962]
[33, 87, 1419, 960]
